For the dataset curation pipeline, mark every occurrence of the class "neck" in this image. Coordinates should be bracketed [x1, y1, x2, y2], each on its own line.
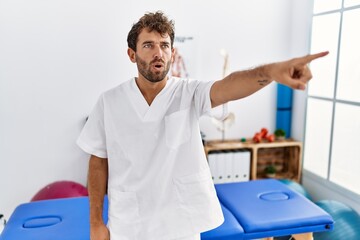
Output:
[135, 76, 168, 106]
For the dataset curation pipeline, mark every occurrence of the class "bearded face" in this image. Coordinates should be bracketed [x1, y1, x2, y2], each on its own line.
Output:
[135, 54, 171, 83]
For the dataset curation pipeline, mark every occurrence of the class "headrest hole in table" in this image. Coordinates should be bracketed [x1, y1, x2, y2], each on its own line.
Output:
[23, 216, 62, 228]
[259, 192, 290, 201]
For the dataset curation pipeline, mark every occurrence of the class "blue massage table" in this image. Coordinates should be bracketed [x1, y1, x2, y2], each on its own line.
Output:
[0, 179, 333, 240]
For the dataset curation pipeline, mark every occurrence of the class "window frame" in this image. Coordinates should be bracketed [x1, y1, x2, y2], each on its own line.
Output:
[304, 0, 360, 199]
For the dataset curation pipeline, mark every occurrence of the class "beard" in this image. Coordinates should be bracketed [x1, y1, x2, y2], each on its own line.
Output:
[135, 54, 171, 83]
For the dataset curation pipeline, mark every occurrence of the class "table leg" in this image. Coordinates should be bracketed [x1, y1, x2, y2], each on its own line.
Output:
[291, 232, 313, 240]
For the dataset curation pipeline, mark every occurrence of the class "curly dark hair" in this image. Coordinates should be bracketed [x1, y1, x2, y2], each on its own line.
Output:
[127, 11, 175, 51]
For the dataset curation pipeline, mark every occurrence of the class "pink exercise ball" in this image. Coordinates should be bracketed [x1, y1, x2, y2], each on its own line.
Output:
[31, 181, 88, 201]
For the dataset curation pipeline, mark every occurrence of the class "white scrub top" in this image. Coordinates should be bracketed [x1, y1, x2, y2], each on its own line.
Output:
[77, 77, 224, 240]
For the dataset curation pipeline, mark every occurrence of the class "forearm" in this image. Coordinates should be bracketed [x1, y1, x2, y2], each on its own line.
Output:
[210, 51, 329, 108]
[88, 155, 108, 226]
[210, 64, 274, 107]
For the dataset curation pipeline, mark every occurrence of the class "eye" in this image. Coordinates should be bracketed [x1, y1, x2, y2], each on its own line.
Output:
[161, 43, 170, 49]
[143, 43, 152, 48]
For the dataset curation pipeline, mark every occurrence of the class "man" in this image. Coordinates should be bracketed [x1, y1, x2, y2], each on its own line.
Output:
[77, 11, 328, 240]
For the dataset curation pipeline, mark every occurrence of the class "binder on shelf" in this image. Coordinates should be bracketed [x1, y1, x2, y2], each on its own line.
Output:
[233, 150, 250, 182]
[224, 151, 234, 183]
[216, 150, 227, 184]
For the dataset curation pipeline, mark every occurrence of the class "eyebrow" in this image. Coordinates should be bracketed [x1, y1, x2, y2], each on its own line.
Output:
[141, 40, 170, 45]
[142, 41, 154, 45]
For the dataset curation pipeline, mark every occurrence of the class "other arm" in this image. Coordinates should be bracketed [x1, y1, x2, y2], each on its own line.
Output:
[88, 155, 110, 240]
[210, 51, 329, 108]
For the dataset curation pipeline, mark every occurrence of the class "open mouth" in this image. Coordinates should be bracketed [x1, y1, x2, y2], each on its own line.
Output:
[153, 62, 164, 70]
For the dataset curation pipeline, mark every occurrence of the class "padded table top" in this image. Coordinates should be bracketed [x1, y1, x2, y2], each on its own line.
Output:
[0, 196, 108, 240]
[215, 179, 334, 239]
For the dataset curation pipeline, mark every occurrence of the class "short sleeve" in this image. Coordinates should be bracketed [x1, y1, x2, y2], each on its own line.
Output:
[194, 80, 215, 117]
[77, 95, 107, 158]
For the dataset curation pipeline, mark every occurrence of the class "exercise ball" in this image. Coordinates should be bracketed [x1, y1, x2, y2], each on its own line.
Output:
[278, 179, 312, 200]
[31, 181, 88, 201]
[314, 200, 360, 240]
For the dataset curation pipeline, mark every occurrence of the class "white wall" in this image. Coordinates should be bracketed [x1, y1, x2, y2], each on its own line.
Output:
[198, 0, 292, 140]
[0, 0, 293, 220]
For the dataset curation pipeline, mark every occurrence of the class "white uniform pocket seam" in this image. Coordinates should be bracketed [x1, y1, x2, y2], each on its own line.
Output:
[108, 190, 140, 221]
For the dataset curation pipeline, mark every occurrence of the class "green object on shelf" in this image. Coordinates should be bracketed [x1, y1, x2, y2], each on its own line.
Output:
[264, 165, 276, 174]
[275, 128, 286, 137]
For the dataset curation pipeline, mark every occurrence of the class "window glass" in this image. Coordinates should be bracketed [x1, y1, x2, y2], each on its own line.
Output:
[313, 0, 342, 14]
[336, 9, 360, 103]
[344, 0, 360, 7]
[309, 13, 340, 98]
[304, 98, 333, 178]
[330, 103, 360, 194]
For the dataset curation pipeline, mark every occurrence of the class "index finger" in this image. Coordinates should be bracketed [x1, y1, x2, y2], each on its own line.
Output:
[300, 51, 329, 64]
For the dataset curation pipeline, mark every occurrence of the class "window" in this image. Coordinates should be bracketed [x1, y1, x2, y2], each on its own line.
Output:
[308, 13, 340, 98]
[313, 0, 342, 14]
[304, 1, 360, 195]
[336, 8, 360, 102]
[304, 99, 333, 178]
[344, 0, 360, 7]
[331, 103, 360, 193]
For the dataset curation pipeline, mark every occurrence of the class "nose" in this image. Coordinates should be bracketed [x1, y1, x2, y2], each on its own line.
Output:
[153, 44, 163, 59]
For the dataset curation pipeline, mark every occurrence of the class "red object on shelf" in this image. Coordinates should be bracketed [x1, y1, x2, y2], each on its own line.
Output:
[253, 133, 262, 143]
[267, 134, 275, 142]
[260, 128, 268, 138]
[253, 128, 271, 143]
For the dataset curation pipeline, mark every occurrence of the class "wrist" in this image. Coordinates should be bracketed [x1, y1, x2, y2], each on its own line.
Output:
[90, 218, 105, 227]
[261, 63, 275, 81]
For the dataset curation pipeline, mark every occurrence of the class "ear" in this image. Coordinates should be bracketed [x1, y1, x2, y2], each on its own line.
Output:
[127, 48, 136, 63]
[170, 47, 175, 64]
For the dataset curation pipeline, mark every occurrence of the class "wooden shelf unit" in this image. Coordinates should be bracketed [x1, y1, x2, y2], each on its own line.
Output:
[204, 139, 303, 182]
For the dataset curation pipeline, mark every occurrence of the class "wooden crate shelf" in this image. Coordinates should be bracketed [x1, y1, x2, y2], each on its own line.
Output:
[204, 139, 302, 182]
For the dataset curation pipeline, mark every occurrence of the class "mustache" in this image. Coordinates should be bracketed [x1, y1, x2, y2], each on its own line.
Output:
[150, 58, 165, 64]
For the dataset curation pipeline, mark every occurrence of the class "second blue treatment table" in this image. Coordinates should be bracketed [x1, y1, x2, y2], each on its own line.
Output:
[202, 179, 333, 240]
[0, 179, 333, 240]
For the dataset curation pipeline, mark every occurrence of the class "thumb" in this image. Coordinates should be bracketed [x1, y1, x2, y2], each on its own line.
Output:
[283, 77, 306, 90]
